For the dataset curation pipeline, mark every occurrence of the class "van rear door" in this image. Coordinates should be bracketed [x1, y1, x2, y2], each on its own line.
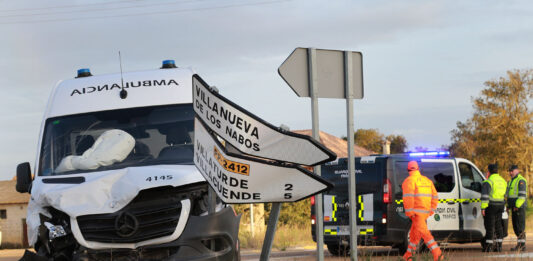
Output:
[320, 157, 385, 237]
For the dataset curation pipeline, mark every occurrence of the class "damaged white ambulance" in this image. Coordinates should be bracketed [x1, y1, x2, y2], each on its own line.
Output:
[15, 60, 240, 261]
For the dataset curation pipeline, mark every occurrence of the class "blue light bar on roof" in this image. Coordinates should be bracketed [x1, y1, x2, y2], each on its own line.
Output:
[408, 151, 450, 157]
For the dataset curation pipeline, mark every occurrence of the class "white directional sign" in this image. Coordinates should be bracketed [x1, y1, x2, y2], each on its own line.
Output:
[278, 48, 364, 99]
[192, 74, 336, 166]
[194, 118, 332, 203]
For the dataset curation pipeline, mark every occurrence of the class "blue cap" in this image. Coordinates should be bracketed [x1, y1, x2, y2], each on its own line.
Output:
[161, 60, 177, 69]
[76, 68, 92, 78]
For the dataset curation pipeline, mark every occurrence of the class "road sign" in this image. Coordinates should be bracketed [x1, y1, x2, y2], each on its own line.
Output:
[278, 48, 364, 99]
[192, 74, 336, 166]
[193, 117, 333, 203]
[279, 48, 364, 261]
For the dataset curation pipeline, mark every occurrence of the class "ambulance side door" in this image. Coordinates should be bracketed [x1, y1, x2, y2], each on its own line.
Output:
[421, 159, 460, 232]
[456, 159, 486, 237]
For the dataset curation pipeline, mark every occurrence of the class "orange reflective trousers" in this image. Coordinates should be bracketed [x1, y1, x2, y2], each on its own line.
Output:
[402, 170, 442, 261]
[403, 213, 442, 261]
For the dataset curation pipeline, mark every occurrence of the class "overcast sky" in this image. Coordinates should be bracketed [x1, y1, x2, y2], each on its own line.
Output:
[0, 0, 532, 180]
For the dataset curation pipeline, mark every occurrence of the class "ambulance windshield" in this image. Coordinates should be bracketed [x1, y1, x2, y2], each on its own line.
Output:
[38, 104, 195, 176]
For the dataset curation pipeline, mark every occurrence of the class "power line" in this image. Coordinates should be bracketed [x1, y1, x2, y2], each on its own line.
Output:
[0, 0, 213, 18]
[0, 0, 290, 25]
[0, 0, 140, 13]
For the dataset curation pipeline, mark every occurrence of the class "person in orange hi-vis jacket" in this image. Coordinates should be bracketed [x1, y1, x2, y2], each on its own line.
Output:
[402, 161, 443, 261]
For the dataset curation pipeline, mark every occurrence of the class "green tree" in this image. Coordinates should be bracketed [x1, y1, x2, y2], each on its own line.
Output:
[450, 70, 533, 193]
[353, 129, 384, 153]
[387, 135, 408, 153]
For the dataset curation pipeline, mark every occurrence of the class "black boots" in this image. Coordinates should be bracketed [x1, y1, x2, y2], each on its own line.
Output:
[511, 244, 526, 251]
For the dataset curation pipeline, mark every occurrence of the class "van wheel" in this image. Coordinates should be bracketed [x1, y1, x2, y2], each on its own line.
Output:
[395, 230, 410, 254]
[327, 243, 350, 256]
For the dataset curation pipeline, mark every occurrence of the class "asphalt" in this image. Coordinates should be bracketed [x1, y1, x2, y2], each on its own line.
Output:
[2, 238, 533, 261]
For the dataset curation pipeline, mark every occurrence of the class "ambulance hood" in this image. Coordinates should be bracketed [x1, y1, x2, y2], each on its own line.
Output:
[27, 164, 205, 245]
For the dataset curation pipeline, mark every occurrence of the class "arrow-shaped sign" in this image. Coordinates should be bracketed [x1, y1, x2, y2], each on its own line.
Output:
[192, 74, 336, 166]
[278, 48, 364, 99]
[194, 117, 333, 203]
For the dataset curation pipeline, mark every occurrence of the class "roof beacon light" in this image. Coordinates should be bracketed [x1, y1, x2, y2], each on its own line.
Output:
[161, 59, 177, 69]
[76, 68, 92, 78]
[408, 151, 450, 157]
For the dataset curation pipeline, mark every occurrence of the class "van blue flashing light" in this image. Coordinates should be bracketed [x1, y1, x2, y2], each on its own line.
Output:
[163, 60, 175, 65]
[408, 151, 450, 157]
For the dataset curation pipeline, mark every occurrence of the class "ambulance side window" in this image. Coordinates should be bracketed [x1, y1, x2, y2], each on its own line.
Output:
[458, 162, 483, 193]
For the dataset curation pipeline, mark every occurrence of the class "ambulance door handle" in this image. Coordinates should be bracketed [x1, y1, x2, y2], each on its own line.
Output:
[447, 201, 455, 205]
[462, 201, 470, 205]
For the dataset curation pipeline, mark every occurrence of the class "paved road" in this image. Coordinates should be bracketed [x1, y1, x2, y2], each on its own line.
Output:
[242, 240, 533, 260]
[3, 240, 533, 261]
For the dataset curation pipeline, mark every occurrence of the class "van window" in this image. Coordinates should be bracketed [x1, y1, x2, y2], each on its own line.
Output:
[394, 161, 455, 193]
[458, 162, 484, 193]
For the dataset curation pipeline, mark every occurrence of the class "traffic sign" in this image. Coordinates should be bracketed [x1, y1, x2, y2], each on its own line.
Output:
[193, 117, 333, 203]
[278, 48, 364, 99]
[192, 74, 336, 166]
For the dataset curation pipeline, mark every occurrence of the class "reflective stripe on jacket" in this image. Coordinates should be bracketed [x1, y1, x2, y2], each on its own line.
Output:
[508, 174, 527, 208]
[402, 170, 438, 216]
[481, 173, 506, 209]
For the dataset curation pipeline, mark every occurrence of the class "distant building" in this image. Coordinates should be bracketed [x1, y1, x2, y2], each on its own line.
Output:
[292, 130, 375, 158]
[0, 179, 30, 249]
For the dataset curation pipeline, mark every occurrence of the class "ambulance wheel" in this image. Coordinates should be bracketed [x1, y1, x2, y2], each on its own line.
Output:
[327, 243, 350, 256]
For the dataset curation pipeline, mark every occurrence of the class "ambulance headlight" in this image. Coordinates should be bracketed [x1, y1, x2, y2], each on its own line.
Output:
[44, 222, 67, 239]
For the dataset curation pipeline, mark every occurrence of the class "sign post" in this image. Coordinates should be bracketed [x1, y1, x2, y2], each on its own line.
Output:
[279, 48, 363, 261]
[259, 202, 282, 261]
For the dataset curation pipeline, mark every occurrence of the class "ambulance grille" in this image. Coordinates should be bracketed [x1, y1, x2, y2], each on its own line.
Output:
[76, 185, 202, 243]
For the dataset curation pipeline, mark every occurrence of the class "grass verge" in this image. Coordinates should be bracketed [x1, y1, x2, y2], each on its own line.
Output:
[238, 225, 314, 251]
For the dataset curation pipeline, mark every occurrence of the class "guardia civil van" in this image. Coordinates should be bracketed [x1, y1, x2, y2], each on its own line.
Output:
[15, 61, 240, 261]
[311, 152, 508, 255]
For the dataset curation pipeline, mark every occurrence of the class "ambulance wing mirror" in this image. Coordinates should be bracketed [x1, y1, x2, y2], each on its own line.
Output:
[16, 162, 32, 194]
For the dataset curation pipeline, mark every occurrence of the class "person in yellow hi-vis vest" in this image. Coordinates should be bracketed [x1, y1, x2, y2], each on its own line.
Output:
[507, 165, 527, 251]
[481, 163, 507, 252]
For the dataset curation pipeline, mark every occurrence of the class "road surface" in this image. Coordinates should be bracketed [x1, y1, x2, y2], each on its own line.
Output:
[3, 240, 533, 261]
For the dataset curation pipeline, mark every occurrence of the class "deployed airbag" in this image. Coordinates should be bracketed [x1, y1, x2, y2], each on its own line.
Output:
[56, 129, 135, 173]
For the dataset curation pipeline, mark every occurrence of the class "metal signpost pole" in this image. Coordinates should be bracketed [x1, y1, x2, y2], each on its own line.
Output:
[308, 48, 324, 261]
[208, 187, 217, 250]
[250, 204, 255, 237]
[344, 51, 358, 261]
[260, 203, 282, 261]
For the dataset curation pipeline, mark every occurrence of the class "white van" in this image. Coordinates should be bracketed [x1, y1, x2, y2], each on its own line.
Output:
[15, 61, 240, 261]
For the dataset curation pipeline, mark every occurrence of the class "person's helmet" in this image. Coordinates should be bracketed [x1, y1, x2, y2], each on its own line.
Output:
[407, 161, 419, 171]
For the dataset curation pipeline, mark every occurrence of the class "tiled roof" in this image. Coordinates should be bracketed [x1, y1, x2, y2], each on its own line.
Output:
[292, 130, 375, 158]
[0, 179, 30, 205]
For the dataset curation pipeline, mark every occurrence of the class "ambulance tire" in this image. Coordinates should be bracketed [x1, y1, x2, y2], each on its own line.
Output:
[327, 243, 350, 256]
